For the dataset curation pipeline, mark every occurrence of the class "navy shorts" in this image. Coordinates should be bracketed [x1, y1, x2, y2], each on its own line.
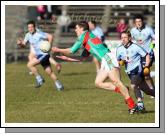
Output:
[37, 54, 51, 69]
[128, 66, 144, 85]
[141, 51, 155, 67]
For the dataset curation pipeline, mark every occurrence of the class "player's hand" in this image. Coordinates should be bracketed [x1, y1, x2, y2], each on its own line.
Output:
[119, 60, 125, 66]
[52, 47, 60, 53]
[16, 38, 25, 47]
[150, 42, 155, 49]
[143, 66, 150, 76]
[17, 39, 22, 45]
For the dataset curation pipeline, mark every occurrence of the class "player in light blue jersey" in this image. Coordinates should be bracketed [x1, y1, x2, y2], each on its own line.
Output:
[17, 21, 63, 90]
[25, 29, 62, 75]
[88, 21, 105, 73]
[116, 31, 155, 112]
[131, 15, 155, 63]
[130, 15, 155, 98]
[88, 21, 105, 42]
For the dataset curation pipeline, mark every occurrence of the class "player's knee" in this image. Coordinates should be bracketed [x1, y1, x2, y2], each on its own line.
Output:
[27, 62, 31, 68]
[112, 79, 120, 86]
[28, 55, 30, 61]
[47, 72, 51, 76]
[95, 80, 101, 88]
[45, 70, 52, 75]
[130, 84, 135, 90]
[131, 84, 139, 91]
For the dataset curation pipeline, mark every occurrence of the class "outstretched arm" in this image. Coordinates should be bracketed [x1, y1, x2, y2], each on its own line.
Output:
[16, 37, 26, 47]
[52, 47, 71, 56]
[145, 54, 150, 67]
[52, 38, 83, 56]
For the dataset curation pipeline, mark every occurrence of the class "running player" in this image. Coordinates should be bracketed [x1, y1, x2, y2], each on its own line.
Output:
[28, 48, 62, 75]
[22, 28, 62, 75]
[130, 15, 155, 98]
[116, 31, 155, 112]
[52, 21, 138, 114]
[17, 20, 63, 90]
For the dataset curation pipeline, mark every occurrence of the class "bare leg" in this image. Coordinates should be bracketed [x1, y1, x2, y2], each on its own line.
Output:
[95, 70, 116, 90]
[27, 57, 40, 76]
[45, 66, 64, 90]
[108, 68, 136, 110]
[108, 68, 130, 99]
[93, 57, 101, 73]
[95, 68, 130, 99]
[28, 52, 36, 61]
[27, 57, 44, 87]
[49, 57, 58, 66]
[49, 57, 61, 73]
[28, 52, 36, 75]
[45, 66, 58, 81]
[95, 68, 136, 110]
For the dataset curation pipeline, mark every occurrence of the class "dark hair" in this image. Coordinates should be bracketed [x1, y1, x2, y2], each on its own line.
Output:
[89, 20, 96, 26]
[133, 15, 144, 21]
[27, 20, 36, 27]
[77, 21, 89, 31]
[121, 31, 131, 37]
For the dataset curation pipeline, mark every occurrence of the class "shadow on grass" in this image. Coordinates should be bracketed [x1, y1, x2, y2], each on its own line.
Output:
[143, 110, 155, 114]
[62, 71, 93, 76]
[137, 110, 155, 114]
[64, 87, 96, 91]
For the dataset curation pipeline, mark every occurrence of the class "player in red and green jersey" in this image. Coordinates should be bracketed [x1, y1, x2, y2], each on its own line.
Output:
[52, 21, 138, 114]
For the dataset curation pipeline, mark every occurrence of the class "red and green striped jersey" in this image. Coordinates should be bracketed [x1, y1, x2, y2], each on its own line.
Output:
[70, 31, 109, 61]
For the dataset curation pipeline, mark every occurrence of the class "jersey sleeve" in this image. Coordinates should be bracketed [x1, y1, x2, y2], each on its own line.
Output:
[149, 27, 155, 40]
[136, 45, 147, 57]
[70, 38, 83, 54]
[39, 31, 48, 39]
[116, 47, 122, 61]
[23, 33, 29, 43]
[97, 27, 104, 39]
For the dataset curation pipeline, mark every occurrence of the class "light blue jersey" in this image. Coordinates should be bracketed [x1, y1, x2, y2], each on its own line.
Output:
[116, 42, 147, 73]
[24, 30, 48, 60]
[91, 26, 104, 41]
[130, 25, 154, 54]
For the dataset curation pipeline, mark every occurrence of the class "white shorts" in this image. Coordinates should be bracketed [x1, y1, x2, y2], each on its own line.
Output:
[100, 52, 119, 71]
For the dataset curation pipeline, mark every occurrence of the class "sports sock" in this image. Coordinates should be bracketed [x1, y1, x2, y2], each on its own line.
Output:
[114, 86, 121, 94]
[126, 97, 136, 109]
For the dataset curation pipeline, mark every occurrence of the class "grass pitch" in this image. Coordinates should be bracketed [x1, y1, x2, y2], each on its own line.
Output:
[5, 62, 155, 123]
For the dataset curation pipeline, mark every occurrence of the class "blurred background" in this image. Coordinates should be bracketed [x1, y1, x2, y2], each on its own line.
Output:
[5, 5, 155, 63]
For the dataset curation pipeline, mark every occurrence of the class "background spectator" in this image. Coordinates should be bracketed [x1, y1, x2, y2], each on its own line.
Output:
[57, 10, 71, 33]
[116, 18, 128, 38]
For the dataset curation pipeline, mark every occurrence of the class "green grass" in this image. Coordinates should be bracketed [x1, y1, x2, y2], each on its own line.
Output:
[5, 62, 155, 123]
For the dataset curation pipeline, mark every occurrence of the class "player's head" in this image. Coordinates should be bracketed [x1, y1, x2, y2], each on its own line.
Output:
[88, 20, 96, 30]
[133, 15, 144, 29]
[75, 21, 89, 37]
[120, 31, 132, 46]
[27, 20, 36, 34]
